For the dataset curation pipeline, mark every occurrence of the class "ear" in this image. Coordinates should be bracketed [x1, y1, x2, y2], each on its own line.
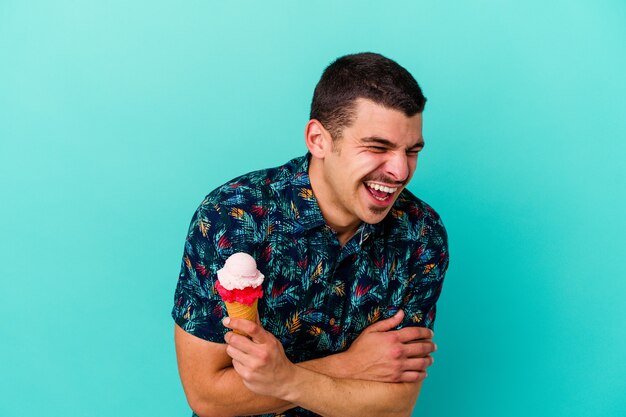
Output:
[304, 119, 331, 158]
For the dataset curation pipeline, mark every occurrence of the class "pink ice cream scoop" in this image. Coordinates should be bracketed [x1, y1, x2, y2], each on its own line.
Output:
[216, 252, 264, 307]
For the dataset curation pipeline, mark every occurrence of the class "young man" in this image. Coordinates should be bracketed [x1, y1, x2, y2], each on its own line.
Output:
[172, 52, 449, 417]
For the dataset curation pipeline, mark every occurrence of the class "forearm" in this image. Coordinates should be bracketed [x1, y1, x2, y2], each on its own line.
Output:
[218, 316, 431, 417]
[176, 323, 293, 417]
[195, 351, 371, 416]
[197, 352, 418, 417]
[197, 353, 408, 417]
[298, 351, 353, 378]
[192, 366, 294, 417]
[284, 366, 422, 417]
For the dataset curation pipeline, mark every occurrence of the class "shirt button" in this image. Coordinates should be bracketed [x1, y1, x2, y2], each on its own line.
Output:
[329, 318, 336, 325]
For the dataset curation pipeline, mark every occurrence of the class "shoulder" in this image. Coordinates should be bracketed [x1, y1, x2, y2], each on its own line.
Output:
[189, 156, 305, 252]
[200, 155, 305, 210]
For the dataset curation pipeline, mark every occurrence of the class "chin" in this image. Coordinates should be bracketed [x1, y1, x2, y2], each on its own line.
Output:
[361, 207, 391, 225]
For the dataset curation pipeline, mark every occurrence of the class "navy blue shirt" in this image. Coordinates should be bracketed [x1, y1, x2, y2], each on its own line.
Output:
[172, 154, 449, 416]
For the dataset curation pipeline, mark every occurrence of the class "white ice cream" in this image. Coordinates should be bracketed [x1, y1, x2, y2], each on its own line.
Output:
[217, 252, 264, 290]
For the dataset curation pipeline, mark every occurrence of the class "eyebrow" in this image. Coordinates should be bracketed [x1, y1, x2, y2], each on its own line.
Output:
[361, 136, 425, 150]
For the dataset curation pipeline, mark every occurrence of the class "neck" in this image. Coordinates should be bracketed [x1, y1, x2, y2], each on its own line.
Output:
[308, 157, 361, 246]
[335, 226, 360, 247]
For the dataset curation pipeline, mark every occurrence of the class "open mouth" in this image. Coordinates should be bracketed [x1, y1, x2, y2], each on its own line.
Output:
[364, 181, 398, 202]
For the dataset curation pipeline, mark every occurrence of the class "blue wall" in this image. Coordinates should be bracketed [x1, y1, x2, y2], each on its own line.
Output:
[1, 1, 624, 416]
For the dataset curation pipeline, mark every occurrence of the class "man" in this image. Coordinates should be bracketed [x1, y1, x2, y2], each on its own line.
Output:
[172, 52, 449, 417]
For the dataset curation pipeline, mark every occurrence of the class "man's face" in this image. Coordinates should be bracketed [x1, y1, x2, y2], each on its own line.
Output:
[315, 98, 424, 228]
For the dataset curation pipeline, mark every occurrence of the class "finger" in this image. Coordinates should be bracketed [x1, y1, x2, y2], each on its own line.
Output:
[224, 331, 258, 355]
[225, 343, 250, 365]
[364, 310, 404, 333]
[403, 341, 437, 357]
[398, 370, 428, 383]
[395, 326, 434, 343]
[402, 356, 435, 372]
[223, 317, 267, 343]
[231, 358, 251, 380]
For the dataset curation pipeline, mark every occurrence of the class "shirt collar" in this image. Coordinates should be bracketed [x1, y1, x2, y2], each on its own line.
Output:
[287, 154, 385, 238]
[287, 154, 326, 231]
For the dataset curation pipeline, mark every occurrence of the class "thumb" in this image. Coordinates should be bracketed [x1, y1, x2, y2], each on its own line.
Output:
[364, 309, 405, 333]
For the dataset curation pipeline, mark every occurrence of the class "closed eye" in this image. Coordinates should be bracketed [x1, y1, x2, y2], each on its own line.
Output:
[408, 143, 425, 156]
[368, 146, 388, 153]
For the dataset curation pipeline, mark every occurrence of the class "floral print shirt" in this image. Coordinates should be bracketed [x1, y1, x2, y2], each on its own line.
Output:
[172, 154, 449, 417]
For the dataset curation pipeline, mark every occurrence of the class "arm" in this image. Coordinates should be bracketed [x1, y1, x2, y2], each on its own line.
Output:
[284, 368, 421, 417]
[176, 310, 436, 417]
[223, 313, 436, 417]
[298, 309, 436, 383]
[175, 324, 293, 417]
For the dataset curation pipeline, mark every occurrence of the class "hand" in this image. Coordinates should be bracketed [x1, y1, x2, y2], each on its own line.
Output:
[223, 317, 296, 399]
[343, 310, 437, 383]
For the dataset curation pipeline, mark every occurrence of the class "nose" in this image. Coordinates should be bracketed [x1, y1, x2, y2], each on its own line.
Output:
[384, 151, 410, 183]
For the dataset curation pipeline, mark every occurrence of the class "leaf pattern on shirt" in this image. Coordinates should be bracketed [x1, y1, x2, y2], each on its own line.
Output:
[172, 154, 449, 417]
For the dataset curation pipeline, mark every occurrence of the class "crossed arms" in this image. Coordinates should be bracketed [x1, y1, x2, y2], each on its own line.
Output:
[175, 310, 437, 417]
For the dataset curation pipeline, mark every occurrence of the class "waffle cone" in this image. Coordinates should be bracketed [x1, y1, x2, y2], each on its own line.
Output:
[224, 299, 259, 336]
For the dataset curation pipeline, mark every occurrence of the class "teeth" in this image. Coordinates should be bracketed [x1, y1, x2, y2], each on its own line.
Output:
[366, 182, 397, 194]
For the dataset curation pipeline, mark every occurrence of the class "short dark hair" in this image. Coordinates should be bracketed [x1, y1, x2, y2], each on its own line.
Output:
[310, 52, 426, 139]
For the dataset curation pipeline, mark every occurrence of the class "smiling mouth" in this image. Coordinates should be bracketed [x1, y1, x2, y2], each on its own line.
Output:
[364, 181, 398, 201]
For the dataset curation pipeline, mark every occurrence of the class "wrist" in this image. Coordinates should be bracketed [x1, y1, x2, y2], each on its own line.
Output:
[328, 350, 353, 378]
[297, 350, 353, 379]
[282, 364, 329, 405]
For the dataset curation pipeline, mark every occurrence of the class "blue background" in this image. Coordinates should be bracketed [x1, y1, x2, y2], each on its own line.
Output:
[1, 1, 624, 416]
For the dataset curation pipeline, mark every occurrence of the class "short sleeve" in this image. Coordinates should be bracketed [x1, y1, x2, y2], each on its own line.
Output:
[171, 198, 230, 343]
[400, 211, 449, 331]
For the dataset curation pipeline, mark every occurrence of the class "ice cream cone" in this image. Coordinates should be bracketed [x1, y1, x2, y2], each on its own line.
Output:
[224, 299, 258, 336]
[217, 253, 264, 336]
